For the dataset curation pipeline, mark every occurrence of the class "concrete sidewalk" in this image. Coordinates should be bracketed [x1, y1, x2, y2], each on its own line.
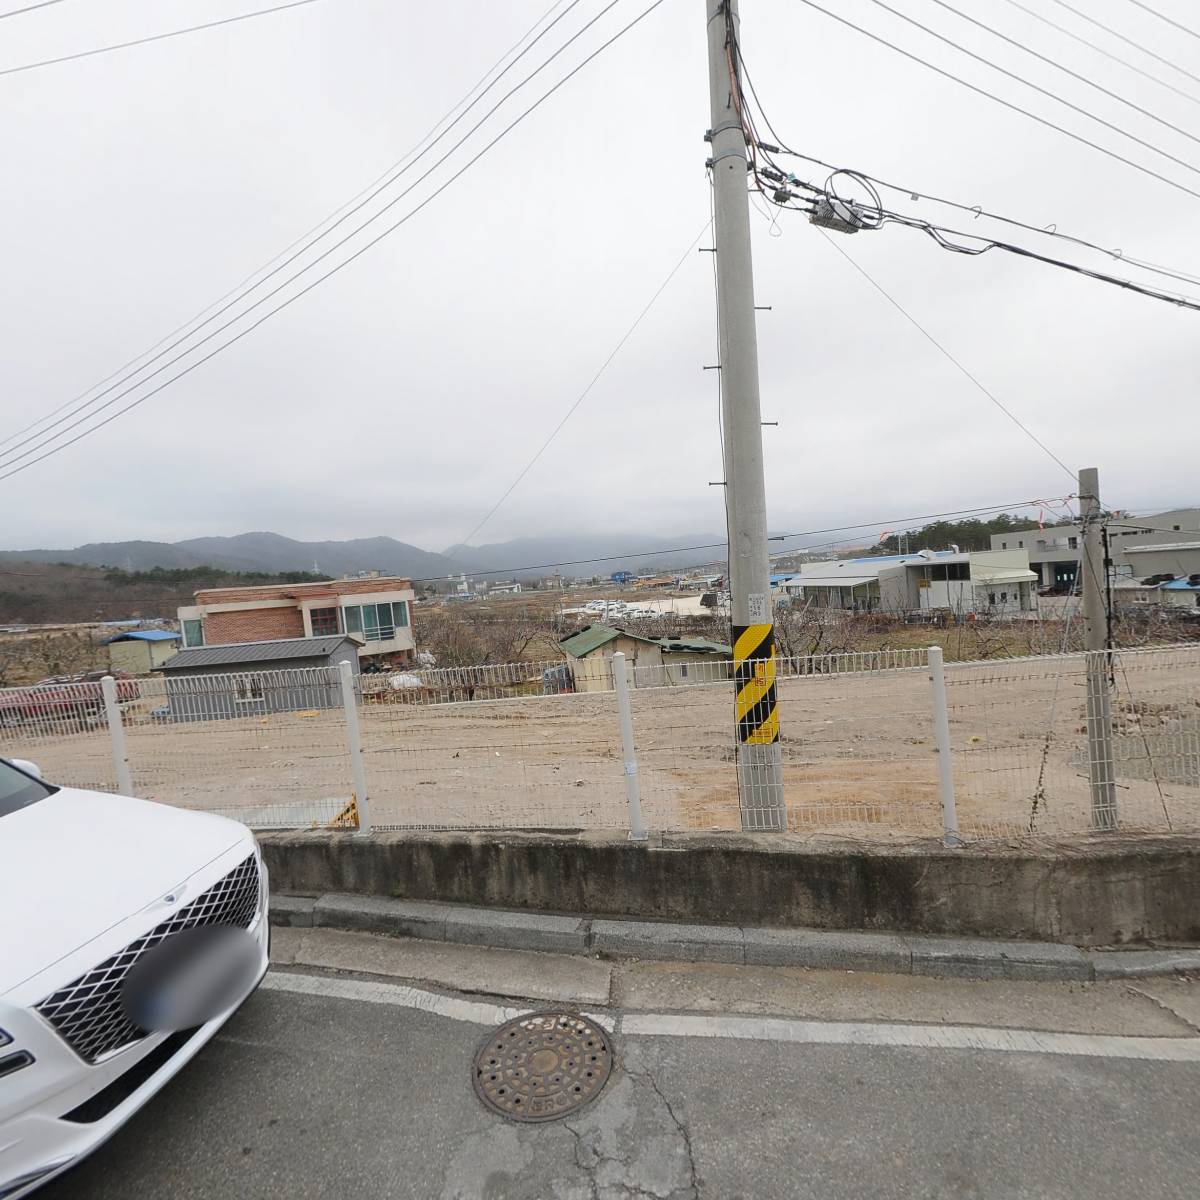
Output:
[269, 925, 1200, 1036]
[271, 892, 1200, 982]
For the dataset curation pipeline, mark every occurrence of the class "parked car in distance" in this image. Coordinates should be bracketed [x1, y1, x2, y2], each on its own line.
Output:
[0, 758, 268, 1199]
[0, 674, 139, 730]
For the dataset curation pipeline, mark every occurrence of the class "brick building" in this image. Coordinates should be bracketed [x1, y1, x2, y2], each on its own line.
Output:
[177, 576, 416, 666]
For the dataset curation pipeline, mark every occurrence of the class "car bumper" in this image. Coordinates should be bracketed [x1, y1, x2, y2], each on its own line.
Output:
[0, 912, 269, 1200]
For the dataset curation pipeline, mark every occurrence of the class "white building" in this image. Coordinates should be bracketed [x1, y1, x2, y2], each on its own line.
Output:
[774, 549, 1037, 615]
[989, 507, 1200, 590]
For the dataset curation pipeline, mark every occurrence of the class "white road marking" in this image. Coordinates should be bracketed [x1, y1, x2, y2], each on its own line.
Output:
[260, 971, 530, 1027]
[262, 970, 1200, 1062]
[620, 1013, 1200, 1062]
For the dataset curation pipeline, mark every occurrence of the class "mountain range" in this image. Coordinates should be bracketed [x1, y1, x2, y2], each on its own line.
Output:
[0, 530, 729, 582]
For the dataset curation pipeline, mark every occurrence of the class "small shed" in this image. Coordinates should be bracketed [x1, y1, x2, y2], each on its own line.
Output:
[653, 635, 733, 685]
[104, 629, 182, 675]
[559, 625, 732, 690]
[155, 635, 361, 721]
[559, 625, 662, 691]
[1161, 578, 1200, 609]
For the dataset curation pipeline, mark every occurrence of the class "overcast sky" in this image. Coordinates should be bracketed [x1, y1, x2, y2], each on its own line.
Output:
[1, 0, 1196, 555]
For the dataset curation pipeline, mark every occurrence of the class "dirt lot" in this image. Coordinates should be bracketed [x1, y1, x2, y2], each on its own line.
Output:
[7, 648, 1198, 840]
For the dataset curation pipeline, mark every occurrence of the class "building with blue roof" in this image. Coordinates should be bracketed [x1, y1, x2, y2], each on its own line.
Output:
[103, 628, 182, 675]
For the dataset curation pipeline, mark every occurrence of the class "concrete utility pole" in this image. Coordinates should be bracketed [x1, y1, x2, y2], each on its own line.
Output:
[706, 0, 785, 830]
[1079, 466, 1117, 830]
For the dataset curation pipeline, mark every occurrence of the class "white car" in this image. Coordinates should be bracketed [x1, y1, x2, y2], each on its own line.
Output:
[0, 758, 269, 1198]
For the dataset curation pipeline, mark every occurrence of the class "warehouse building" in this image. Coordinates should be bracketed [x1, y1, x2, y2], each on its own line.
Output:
[155, 635, 360, 721]
[774, 549, 1037, 615]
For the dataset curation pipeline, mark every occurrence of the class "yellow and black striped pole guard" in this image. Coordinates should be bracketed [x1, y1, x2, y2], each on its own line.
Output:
[732, 623, 779, 745]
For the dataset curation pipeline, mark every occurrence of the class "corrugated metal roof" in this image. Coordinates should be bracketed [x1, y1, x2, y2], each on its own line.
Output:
[1126, 541, 1200, 554]
[972, 568, 1039, 584]
[156, 636, 356, 671]
[559, 626, 623, 657]
[786, 575, 877, 588]
[657, 636, 732, 655]
[102, 630, 181, 644]
[1162, 578, 1200, 591]
[559, 625, 665, 658]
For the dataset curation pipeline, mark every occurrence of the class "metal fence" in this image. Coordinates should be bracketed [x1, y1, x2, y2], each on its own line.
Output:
[2, 643, 1197, 841]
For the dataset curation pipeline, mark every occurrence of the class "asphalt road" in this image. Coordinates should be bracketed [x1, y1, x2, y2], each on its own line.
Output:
[38, 974, 1200, 1200]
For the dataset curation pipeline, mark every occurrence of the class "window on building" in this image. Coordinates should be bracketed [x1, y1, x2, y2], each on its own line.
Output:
[1018, 540, 1024, 547]
[679, 664, 689, 678]
[310, 607, 340, 636]
[234, 675, 265, 703]
[1068, 536, 1078, 550]
[1001, 542, 1007, 549]
[929, 563, 970, 581]
[182, 619, 204, 648]
[988, 593, 996, 605]
[343, 601, 407, 643]
[1174, 525, 1181, 531]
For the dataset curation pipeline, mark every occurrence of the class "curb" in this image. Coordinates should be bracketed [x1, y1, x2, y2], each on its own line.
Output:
[269, 893, 1200, 982]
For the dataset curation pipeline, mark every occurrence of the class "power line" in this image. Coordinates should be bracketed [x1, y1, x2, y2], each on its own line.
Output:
[0, 0, 65, 18]
[793, 0, 1200, 203]
[1124, 0, 1200, 43]
[872, 206, 1200, 310]
[926, 0, 1200, 152]
[754, 145, 1200, 291]
[0, 1, 326, 78]
[996, 0, 1200, 110]
[1046, 0, 1200, 87]
[0, 0, 671, 483]
[810, 228, 1076, 481]
[859, 0, 1200, 182]
[729, 31, 1200, 311]
[0, 0, 578, 453]
[0, 0, 588, 462]
[451, 220, 712, 555]
[1107, 522, 1200, 537]
[408, 496, 1078, 583]
[728, 29, 1200, 291]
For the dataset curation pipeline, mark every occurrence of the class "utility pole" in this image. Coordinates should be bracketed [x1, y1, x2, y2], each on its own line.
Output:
[706, 0, 785, 830]
[1079, 466, 1117, 831]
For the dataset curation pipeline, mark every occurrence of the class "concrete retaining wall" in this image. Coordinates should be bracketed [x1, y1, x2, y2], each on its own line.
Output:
[257, 830, 1200, 946]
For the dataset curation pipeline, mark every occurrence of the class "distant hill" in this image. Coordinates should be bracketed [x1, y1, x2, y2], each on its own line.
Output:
[442, 533, 727, 579]
[0, 562, 327, 626]
[1, 530, 730, 584]
[0, 533, 457, 582]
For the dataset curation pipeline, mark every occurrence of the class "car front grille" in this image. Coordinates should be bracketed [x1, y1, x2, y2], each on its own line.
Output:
[35, 855, 261, 1064]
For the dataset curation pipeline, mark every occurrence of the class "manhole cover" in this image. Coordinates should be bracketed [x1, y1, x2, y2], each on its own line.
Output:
[472, 1011, 613, 1123]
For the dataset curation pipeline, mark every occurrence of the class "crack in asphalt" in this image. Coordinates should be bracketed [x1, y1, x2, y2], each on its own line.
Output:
[627, 1066, 699, 1200]
[1126, 984, 1200, 1035]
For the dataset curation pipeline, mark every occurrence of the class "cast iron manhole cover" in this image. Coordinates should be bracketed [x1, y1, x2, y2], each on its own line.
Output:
[473, 1011, 613, 1123]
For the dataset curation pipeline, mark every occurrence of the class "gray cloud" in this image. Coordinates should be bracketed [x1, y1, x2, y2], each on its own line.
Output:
[1, 0, 1195, 556]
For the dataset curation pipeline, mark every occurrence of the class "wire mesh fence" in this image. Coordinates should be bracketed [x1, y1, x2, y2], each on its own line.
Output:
[628, 650, 937, 836]
[362, 689, 628, 831]
[119, 670, 355, 829]
[0, 678, 123, 794]
[943, 645, 1200, 838]
[1, 643, 1196, 840]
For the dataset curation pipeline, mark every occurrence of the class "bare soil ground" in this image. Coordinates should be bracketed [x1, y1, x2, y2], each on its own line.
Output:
[8, 650, 1198, 840]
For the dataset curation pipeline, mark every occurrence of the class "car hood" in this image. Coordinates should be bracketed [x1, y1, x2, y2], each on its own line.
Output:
[0, 788, 250, 995]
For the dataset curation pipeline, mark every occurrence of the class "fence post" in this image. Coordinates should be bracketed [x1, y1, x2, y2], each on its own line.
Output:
[338, 661, 372, 834]
[927, 648, 962, 847]
[612, 652, 647, 841]
[101, 675, 134, 796]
